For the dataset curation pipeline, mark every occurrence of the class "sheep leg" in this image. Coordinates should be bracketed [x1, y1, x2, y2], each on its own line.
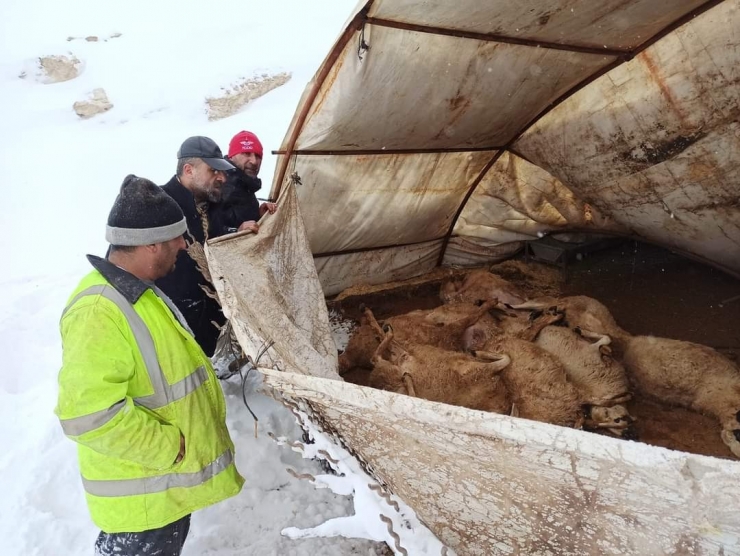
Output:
[588, 393, 632, 406]
[509, 299, 555, 311]
[517, 313, 564, 342]
[363, 306, 386, 342]
[440, 298, 500, 330]
[584, 419, 630, 430]
[401, 373, 417, 397]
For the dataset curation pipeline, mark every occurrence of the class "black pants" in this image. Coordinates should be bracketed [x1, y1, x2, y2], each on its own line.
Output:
[94, 515, 191, 556]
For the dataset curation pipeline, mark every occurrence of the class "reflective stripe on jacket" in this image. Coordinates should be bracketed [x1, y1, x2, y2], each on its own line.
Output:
[55, 255, 243, 533]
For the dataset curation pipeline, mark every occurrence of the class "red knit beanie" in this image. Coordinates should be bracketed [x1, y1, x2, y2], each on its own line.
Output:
[228, 131, 263, 158]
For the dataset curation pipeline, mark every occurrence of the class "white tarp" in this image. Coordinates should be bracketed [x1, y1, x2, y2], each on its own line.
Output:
[261, 369, 740, 556]
[270, 0, 740, 292]
[206, 181, 338, 380]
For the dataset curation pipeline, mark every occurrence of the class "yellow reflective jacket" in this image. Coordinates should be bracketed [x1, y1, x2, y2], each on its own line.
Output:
[56, 256, 244, 533]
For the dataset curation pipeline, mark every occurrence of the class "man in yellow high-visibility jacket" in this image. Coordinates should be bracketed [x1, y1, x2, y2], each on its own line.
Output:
[56, 174, 244, 555]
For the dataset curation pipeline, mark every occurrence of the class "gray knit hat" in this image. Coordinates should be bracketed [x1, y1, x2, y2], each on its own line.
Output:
[105, 175, 187, 246]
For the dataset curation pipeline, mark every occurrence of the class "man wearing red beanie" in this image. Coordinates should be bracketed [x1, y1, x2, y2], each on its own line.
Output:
[211, 131, 277, 235]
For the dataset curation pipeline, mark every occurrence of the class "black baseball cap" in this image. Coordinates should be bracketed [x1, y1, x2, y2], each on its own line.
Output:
[177, 136, 235, 171]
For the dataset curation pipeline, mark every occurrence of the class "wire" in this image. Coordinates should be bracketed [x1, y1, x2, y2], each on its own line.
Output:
[239, 338, 276, 437]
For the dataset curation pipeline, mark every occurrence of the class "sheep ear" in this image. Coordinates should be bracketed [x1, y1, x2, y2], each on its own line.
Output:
[599, 344, 613, 357]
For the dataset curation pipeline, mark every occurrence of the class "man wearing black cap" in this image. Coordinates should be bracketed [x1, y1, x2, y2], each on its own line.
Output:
[157, 136, 245, 356]
[56, 175, 244, 555]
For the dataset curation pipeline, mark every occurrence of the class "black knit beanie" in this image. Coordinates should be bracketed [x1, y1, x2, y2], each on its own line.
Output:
[105, 175, 186, 246]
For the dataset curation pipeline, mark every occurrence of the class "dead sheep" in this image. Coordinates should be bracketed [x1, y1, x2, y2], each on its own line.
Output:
[369, 323, 512, 414]
[381, 299, 499, 351]
[623, 336, 740, 458]
[338, 313, 379, 374]
[441, 269, 527, 306]
[511, 295, 632, 353]
[463, 313, 584, 428]
[534, 326, 636, 437]
[338, 301, 498, 375]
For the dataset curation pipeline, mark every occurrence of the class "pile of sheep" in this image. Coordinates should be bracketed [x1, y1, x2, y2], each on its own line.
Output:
[338, 270, 740, 459]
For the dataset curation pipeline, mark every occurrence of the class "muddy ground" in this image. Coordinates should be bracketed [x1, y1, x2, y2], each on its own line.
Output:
[331, 240, 740, 460]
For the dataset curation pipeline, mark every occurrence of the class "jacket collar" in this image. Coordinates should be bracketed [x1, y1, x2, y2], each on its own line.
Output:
[228, 166, 262, 194]
[162, 175, 198, 217]
[87, 254, 150, 304]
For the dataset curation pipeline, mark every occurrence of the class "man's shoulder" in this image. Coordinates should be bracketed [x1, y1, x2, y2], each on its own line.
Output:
[160, 176, 195, 217]
[160, 176, 181, 197]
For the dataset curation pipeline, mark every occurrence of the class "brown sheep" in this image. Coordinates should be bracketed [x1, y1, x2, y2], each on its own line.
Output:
[623, 336, 740, 458]
[534, 326, 636, 437]
[511, 295, 632, 353]
[338, 315, 379, 375]
[463, 313, 584, 428]
[339, 301, 499, 375]
[369, 323, 512, 414]
[382, 299, 499, 351]
[441, 269, 527, 306]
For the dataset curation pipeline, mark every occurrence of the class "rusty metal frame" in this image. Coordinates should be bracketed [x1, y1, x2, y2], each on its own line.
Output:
[272, 147, 502, 156]
[314, 237, 448, 259]
[364, 16, 632, 58]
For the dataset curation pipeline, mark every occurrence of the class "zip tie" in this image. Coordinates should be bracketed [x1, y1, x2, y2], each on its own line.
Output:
[317, 449, 339, 464]
[379, 514, 408, 556]
[286, 468, 315, 482]
[369, 484, 400, 511]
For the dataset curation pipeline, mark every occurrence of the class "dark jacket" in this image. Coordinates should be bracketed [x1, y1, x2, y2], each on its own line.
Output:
[156, 176, 225, 356]
[209, 167, 262, 235]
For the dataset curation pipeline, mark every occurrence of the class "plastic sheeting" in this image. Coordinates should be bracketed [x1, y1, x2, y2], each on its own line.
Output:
[206, 181, 339, 381]
[262, 368, 740, 556]
[271, 0, 740, 293]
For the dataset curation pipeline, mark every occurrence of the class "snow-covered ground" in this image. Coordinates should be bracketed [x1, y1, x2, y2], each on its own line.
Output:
[0, 1, 448, 554]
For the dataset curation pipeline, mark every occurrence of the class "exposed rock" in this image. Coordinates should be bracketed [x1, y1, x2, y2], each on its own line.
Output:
[205, 72, 291, 121]
[73, 88, 113, 119]
[85, 36, 99, 42]
[38, 55, 81, 83]
[109, 32, 122, 39]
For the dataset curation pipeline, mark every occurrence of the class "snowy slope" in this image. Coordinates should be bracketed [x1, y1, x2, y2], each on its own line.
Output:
[0, 1, 446, 554]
